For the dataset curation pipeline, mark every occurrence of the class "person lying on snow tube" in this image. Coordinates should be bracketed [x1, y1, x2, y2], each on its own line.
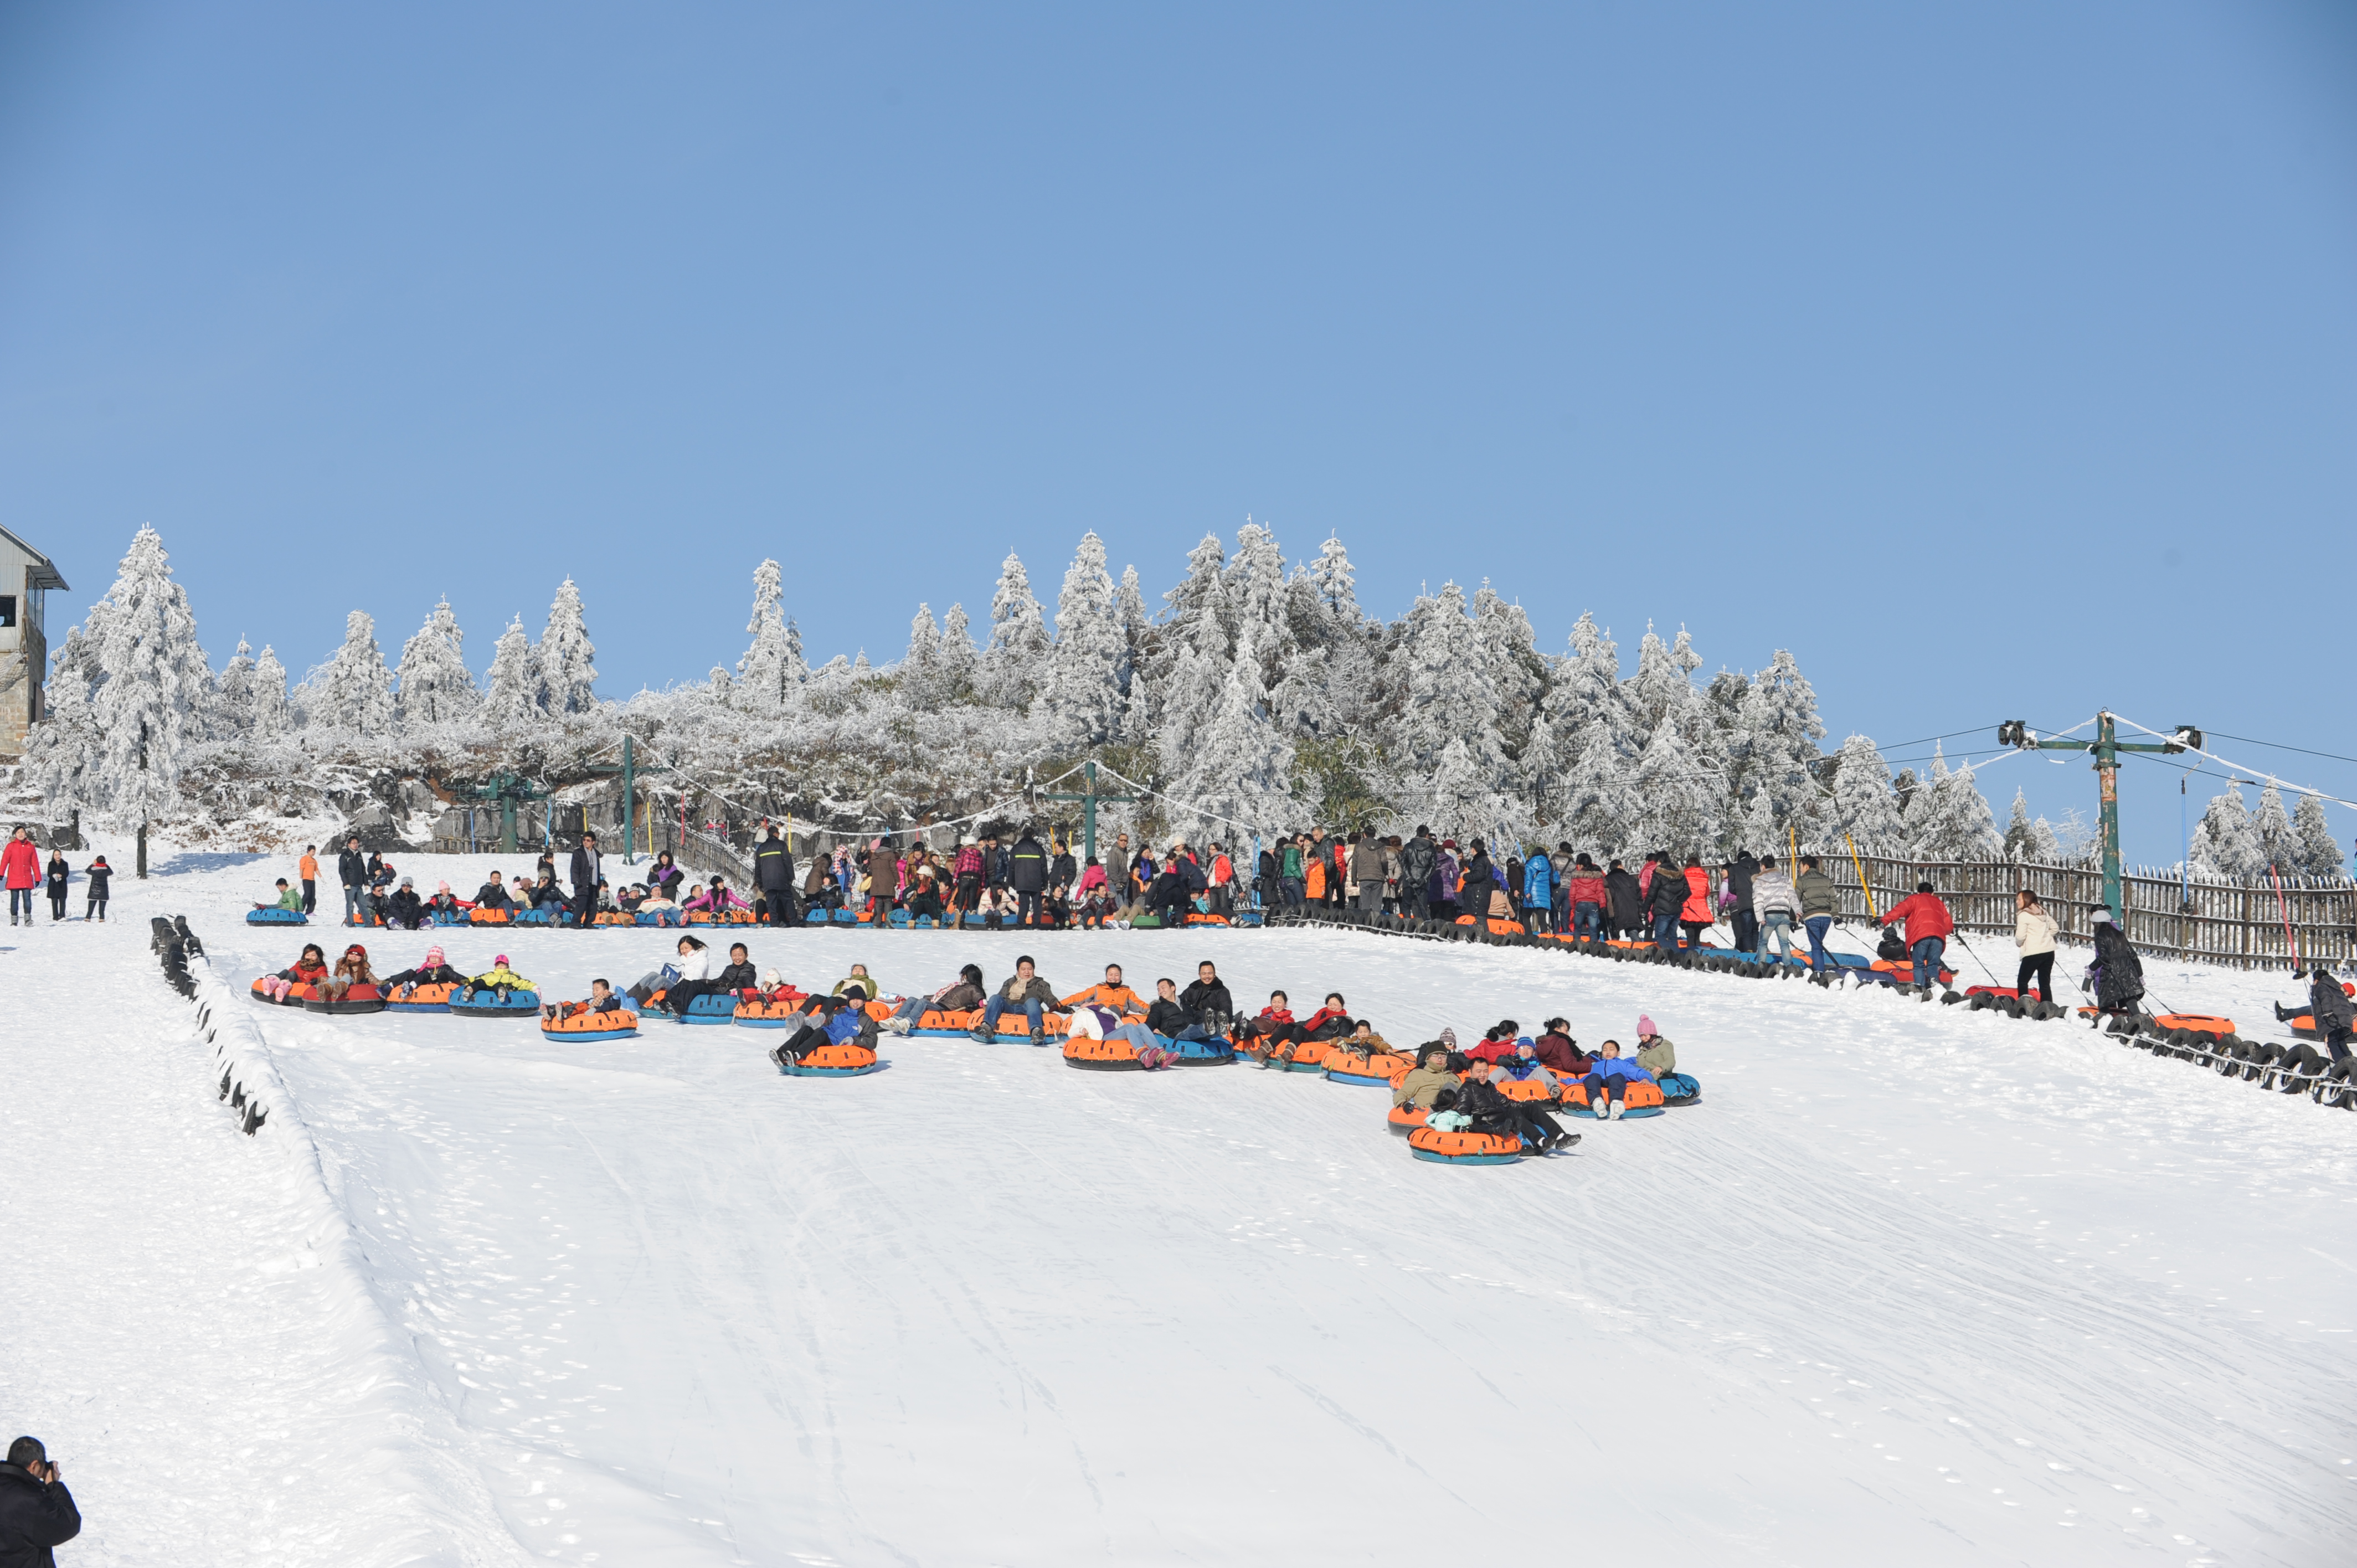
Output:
[473, 873, 514, 912]
[467, 953, 535, 1002]
[1392, 1042, 1460, 1110]
[1335, 1018, 1401, 1057]
[651, 936, 746, 1015]
[831, 965, 882, 1003]
[882, 964, 987, 1035]
[253, 878, 304, 915]
[768, 991, 879, 1069]
[382, 878, 425, 930]
[1063, 964, 1148, 1018]
[383, 945, 466, 990]
[1465, 1022, 1527, 1066]
[1144, 974, 1226, 1045]
[1069, 1003, 1179, 1069]
[257, 943, 331, 1000]
[1579, 1040, 1657, 1120]
[1459, 1059, 1577, 1151]
[544, 977, 629, 1023]
[971, 956, 1062, 1043]
[1532, 1018, 1592, 1076]
[318, 944, 380, 1002]
[1244, 991, 1354, 1065]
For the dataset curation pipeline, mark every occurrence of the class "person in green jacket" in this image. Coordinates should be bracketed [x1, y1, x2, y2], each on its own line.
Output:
[1279, 838, 1306, 914]
[253, 878, 303, 914]
[1634, 1015, 1676, 1079]
[1795, 857, 1840, 974]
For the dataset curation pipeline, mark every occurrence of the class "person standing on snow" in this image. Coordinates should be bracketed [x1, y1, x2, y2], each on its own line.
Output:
[1008, 827, 1049, 927]
[2012, 888, 2058, 1004]
[1879, 881, 1955, 995]
[568, 830, 601, 927]
[83, 855, 111, 923]
[1795, 857, 1840, 975]
[42, 848, 69, 922]
[1750, 856, 1800, 964]
[1724, 848, 1761, 954]
[1350, 829, 1386, 917]
[3, 827, 42, 927]
[1, 1435, 80, 1567]
[336, 833, 367, 926]
[297, 843, 319, 915]
[2298, 966, 2354, 1063]
[2085, 906, 2145, 1022]
[1522, 844, 1556, 934]
[752, 825, 797, 926]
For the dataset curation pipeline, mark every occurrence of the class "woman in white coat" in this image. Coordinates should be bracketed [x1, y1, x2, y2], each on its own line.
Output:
[2013, 888, 2059, 1003]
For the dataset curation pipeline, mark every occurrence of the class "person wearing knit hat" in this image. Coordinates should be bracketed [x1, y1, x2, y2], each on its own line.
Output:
[1634, 1017, 1676, 1081]
[383, 943, 464, 992]
[1638, 1014, 1658, 1038]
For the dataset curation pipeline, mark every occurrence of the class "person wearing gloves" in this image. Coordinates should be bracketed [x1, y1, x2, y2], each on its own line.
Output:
[1577, 1039, 1659, 1120]
[2299, 966, 2355, 1063]
[1392, 1042, 1461, 1111]
[1634, 1015, 1676, 1080]
[1749, 857, 1800, 964]
[1878, 881, 1955, 995]
[383, 945, 465, 990]
[973, 955, 1061, 1044]
[2013, 888, 2059, 1004]
[883, 964, 987, 1034]
[2085, 907, 2145, 1022]
[468, 953, 534, 1000]
[1795, 856, 1840, 975]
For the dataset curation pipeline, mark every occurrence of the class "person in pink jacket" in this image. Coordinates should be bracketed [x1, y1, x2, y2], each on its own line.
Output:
[2, 827, 43, 926]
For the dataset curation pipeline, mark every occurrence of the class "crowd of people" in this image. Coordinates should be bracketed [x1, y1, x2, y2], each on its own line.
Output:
[1, 826, 109, 925]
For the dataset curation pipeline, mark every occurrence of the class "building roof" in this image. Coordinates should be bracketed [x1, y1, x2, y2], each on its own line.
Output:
[0, 524, 67, 591]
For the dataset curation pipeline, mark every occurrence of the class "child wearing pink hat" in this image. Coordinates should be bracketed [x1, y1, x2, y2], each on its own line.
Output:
[1635, 1017, 1675, 1080]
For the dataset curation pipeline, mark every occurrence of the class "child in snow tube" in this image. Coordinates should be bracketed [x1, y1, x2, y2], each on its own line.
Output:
[383, 945, 465, 993]
[1324, 1020, 1412, 1085]
[250, 878, 305, 919]
[765, 992, 878, 1070]
[459, 954, 535, 1006]
[1634, 1014, 1699, 1104]
[305, 944, 386, 1012]
[254, 943, 330, 1003]
[542, 979, 638, 1038]
[1577, 1040, 1662, 1120]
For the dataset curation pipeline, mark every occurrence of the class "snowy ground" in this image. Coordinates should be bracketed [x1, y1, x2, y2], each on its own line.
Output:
[4, 843, 2353, 1567]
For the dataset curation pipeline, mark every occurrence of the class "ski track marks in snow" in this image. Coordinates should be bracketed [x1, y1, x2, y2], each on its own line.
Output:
[7, 847, 2355, 1566]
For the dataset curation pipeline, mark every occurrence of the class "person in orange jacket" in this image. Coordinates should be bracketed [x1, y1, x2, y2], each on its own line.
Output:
[1879, 881, 1955, 994]
[1061, 963, 1147, 1017]
[297, 844, 320, 915]
[1679, 853, 1713, 950]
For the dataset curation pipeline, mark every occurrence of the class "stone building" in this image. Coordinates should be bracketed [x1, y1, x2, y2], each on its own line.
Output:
[0, 526, 69, 761]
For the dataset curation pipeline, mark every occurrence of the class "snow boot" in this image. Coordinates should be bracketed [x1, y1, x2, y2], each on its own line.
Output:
[969, 1025, 993, 1044]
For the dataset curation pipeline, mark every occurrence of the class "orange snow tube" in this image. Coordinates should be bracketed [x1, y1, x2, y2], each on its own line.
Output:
[2154, 1013, 2235, 1038]
[593, 911, 635, 926]
[470, 908, 512, 925]
[733, 996, 809, 1025]
[1624, 1080, 1665, 1111]
[1064, 1034, 1143, 1070]
[1407, 1126, 1522, 1165]
[542, 1008, 641, 1038]
[1496, 1076, 1562, 1105]
[1322, 1047, 1413, 1085]
[1387, 1105, 1431, 1136]
[1486, 919, 1525, 936]
[388, 980, 456, 1008]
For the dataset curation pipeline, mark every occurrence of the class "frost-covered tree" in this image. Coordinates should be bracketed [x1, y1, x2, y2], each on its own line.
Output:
[1825, 734, 1906, 850]
[2250, 780, 2297, 872]
[1114, 564, 1148, 710]
[47, 527, 215, 829]
[1909, 745, 1999, 859]
[2292, 792, 2345, 878]
[311, 609, 398, 737]
[539, 579, 598, 715]
[1624, 623, 1703, 746]
[1387, 582, 1524, 838]
[1625, 711, 1725, 853]
[251, 645, 290, 737]
[215, 638, 258, 734]
[900, 604, 943, 705]
[1471, 583, 1543, 764]
[1168, 622, 1295, 845]
[2001, 789, 2063, 861]
[735, 560, 806, 715]
[1137, 534, 1228, 735]
[1224, 522, 1290, 682]
[2189, 782, 2260, 877]
[396, 600, 477, 726]
[21, 628, 104, 814]
[982, 551, 1049, 710]
[482, 616, 543, 729]
[1038, 533, 1125, 744]
[1733, 650, 1827, 845]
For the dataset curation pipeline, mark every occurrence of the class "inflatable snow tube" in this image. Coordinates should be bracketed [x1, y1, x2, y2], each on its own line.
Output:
[511, 908, 559, 926]
[2154, 1012, 2236, 1039]
[1495, 1076, 1563, 1106]
[781, 1041, 885, 1078]
[542, 1008, 640, 1043]
[832, 909, 861, 925]
[249, 976, 316, 1006]
[1322, 1048, 1412, 1087]
[1387, 1105, 1430, 1136]
[468, 908, 513, 925]
[1407, 1126, 1521, 1166]
[685, 909, 757, 926]
[303, 983, 387, 1015]
[1657, 1071, 1702, 1107]
[245, 907, 307, 926]
[1185, 911, 1232, 926]
[1162, 1033, 1236, 1065]
[733, 996, 810, 1029]
[1064, 1035, 1144, 1071]
[385, 981, 456, 1013]
[670, 993, 738, 1025]
[428, 910, 467, 926]
[593, 911, 635, 926]
[910, 1008, 977, 1038]
[636, 909, 682, 927]
[803, 910, 833, 926]
[449, 986, 542, 1018]
[1249, 1038, 1331, 1072]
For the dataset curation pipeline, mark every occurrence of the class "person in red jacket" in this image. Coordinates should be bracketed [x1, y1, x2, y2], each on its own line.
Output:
[2, 827, 42, 927]
[1880, 881, 1955, 993]
[1566, 856, 1608, 941]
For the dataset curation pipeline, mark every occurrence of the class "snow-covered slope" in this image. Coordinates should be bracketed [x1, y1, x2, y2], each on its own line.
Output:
[5, 844, 2352, 1566]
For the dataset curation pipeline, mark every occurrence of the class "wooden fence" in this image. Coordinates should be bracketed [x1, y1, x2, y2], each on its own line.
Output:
[1798, 849, 2354, 971]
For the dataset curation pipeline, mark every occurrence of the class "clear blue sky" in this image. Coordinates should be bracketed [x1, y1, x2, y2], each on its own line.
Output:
[3, 2, 2352, 863]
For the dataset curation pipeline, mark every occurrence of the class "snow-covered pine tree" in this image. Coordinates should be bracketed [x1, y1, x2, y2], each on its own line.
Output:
[1911, 746, 1999, 859]
[1152, 638, 1227, 783]
[1825, 735, 1906, 851]
[900, 604, 943, 705]
[735, 560, 805, 715]
[20, 627, 104, 816]
[216, 638, 258, 734]
[311, 610, 398, 738]
[1309, 534, 1356, 618]
[2291, 792, 2345, 878]
[1387, 582, 1523, 839]
[1224, 522, 1290, 685]
[82, 526, 213, 829]
[982, 551, 1050, 711]
[2188, 783, 2259, 877]
[539, 579, 598, 715]
[1733, 649, 1826, 848]
[1624, 709, 1725, 854]
[2250, 780, 2297, 872]
[395, 600, 478, 726]
[1038, 533, 1125, 744]
[482, 617, 543, 729]
[1623, 623, 1703, 749]
[936, 604, 977, 699]
[1114, 564, 1148, 714]
[2003, 790, 2038, 858]
[251, 645, 290, 736]
[1135, 534, 1228, 737]
[1472, 582, 1543, 768]
[1169, 621, 1295, 845]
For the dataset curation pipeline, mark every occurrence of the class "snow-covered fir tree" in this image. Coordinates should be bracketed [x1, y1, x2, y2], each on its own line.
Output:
[2291, 792, 2344, 878]
[1114, 564, 1148, 714]
[980, 552, 1049, 711]
[2249, 780, 2297, 873]
[900, 604, 943, 706]
[310, 610, 398, 738]
[1908, 746, 2000, 859]
[1038, 533, 1125, 744]
[251, 645, 290, 737]
[2189, 783, 2260, 876]
[482, 617, 542, 728]
[935, 604, 977, 700]
[71, 527, 213, 828]
[1825, 734, 1906, 850]
[1732, 649, 1827, 848]
[539, 579, 599, 716]
[395, 600, 478, 726]
[2001, 789, 2065, 861]
[1135, 534, 1228, 737]
[1167, 621, 1295, 845]
[20, 628, 104, 814]
[1387, 582, 1525, 840]
[735, 560, 805, 715]
[215, 638, 258, 733]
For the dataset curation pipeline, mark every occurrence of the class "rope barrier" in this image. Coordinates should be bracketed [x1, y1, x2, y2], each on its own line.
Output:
[2110, 713, 2357, 812]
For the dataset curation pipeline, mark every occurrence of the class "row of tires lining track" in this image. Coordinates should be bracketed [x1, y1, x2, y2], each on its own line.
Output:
[1266, 907, 2356, 1112]
[152, 915, 278, 1135]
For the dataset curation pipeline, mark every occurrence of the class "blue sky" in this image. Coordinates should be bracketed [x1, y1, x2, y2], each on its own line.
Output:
[2, 2, 2351, 863]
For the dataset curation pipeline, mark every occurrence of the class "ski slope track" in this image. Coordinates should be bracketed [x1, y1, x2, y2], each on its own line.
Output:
[4, 848, 2353, 1566]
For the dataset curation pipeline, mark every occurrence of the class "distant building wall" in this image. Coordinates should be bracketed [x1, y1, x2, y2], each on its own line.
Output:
[0, 527, 65, 761]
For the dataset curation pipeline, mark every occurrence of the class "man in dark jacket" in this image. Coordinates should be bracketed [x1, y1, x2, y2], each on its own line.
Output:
[1008, 829, 1049, 927]
[1048, 839, 1076, 899]
[337, 834, 367, 926]
[568, 831, 601, 927]
[0, 1436, 80, 1568]
[474, 871, 513, 910]
[974, 955, 1060, 1044]
[1349, 830, 1386, 915]
[2304, 968, 2356, 1062]
[1179, 961, 1234, 1029]
[1398, 828, 1436, 921]
[1724, 849, 1760, 954]
[1648, 854, 1689, 949]
[752, 826, 797, 926]
[1605, 860, 1644, 938]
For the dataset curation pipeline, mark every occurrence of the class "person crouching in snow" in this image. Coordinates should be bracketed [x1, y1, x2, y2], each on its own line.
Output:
[1578, 1039, 1657, 1120]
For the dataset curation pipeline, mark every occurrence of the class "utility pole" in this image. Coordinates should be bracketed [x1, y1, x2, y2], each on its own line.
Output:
[136, 718, 149, 879]
[1999, 711, 2200, 919]
[1039, 761, 1138, 868]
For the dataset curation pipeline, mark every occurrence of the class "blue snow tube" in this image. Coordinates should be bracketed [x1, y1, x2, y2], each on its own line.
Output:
[246, 907, 307, 925]
[430, 910, 467, 926]
[831, 908, 858, 924]
[1160, 1031, 1237, 1065]
[636, 909, 682, 927]
[671, 993, 738, 1025]
[1658, 1071, 1702, 1107]
[960, 911, 988, 928]
[804, 909, 833, 925]
[449, 986, 542, 1018]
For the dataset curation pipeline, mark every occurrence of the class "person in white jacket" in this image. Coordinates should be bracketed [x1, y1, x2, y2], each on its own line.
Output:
[2013, 888, 2059, 1003]
[1749, 857, 1800, 963]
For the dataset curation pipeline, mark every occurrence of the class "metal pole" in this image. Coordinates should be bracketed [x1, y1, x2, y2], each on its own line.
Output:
[2094, 711, 2121, 920]
[622, 734, 635, 864]
[501, 789, 518, 854]
[1082, 761, 1098, 868]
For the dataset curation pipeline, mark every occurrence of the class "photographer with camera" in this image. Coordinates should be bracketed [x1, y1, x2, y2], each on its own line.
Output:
[1, 1436, 80, 1567]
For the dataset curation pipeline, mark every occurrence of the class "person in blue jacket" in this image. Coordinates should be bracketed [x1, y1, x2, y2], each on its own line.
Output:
[1521, 847, 1556, 935]
[1578, 1039, 1658, 1121]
